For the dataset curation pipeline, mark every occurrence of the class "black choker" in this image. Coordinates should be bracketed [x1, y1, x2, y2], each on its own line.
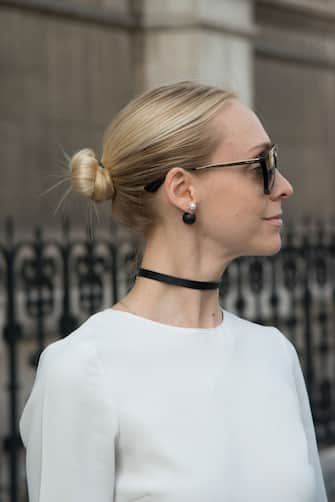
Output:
[137, 268, 221, 290]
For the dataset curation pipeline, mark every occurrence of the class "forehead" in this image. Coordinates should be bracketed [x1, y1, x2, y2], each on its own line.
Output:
[212, 99, 271, 158]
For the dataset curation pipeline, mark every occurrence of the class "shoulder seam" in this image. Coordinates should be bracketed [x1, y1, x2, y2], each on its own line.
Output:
[273, 327, 295, 378]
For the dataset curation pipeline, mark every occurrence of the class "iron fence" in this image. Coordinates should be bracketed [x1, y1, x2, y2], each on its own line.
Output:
[1, 215, 334, 502]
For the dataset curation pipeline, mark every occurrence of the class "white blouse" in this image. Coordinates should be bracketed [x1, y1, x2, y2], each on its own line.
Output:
[19, 307, 328, 501]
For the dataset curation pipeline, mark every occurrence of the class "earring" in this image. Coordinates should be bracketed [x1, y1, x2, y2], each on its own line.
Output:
[182, 201, 197, 225]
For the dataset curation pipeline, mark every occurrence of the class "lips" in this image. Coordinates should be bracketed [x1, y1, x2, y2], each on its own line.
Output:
[264, 213, 283, 220]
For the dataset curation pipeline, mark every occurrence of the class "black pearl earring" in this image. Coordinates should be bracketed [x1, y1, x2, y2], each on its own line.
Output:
[182, 201, 197, 224]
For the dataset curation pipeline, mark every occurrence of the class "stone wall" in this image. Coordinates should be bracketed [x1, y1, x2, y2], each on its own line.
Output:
[254, 0, 335, 220]
[1, 2, 134, 234]
[1, 0, 255, 235]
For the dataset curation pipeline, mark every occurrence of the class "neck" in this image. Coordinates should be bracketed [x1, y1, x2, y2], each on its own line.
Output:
[120, 228, 232, 329]
[121, 278, 222, 328]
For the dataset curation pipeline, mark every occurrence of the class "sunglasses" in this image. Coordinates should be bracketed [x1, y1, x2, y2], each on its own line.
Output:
[144, 143, 278, 195]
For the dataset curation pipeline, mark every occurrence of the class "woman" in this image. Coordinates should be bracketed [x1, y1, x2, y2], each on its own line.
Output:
[19, 81, 328, 501]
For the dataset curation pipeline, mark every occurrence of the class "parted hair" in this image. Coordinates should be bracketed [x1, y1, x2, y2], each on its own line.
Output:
[67, 81, 237, 239]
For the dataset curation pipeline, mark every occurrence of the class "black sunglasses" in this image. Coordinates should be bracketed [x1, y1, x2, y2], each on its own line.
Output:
[144, 143, 278, 195]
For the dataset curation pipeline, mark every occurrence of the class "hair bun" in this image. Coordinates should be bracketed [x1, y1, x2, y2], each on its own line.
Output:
[70, 148, 115, 202]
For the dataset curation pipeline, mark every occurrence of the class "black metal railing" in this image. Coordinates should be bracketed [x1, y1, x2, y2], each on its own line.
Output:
[1, 215, 334, 502]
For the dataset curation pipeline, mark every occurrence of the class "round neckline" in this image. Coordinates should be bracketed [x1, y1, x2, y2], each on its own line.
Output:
[106, 306, 228, 333]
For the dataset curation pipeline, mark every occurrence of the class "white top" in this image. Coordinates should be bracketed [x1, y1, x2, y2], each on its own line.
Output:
[19, 307, 328, 502]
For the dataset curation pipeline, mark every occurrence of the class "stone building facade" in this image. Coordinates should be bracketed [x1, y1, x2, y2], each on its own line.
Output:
[254, 0, 335, 224]
[1, 0, 334, 231]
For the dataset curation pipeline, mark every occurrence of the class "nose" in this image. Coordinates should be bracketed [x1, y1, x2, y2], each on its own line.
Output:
[270, 169, 294, 199]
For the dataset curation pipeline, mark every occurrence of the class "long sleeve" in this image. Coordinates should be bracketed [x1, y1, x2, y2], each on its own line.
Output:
[278, 330, 329, 502]
[19, 338, 119, 502]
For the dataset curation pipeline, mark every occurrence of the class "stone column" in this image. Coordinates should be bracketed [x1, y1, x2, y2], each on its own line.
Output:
[132, 0, 257, 106]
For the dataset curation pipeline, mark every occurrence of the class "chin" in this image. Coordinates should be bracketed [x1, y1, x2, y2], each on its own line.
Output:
[262, 238, 282, 256]
[246, 236, 282, 257]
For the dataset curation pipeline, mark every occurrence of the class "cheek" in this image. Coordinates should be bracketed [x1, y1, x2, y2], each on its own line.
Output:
[201, 181, 269, 246]
[208, 179, 263, 221]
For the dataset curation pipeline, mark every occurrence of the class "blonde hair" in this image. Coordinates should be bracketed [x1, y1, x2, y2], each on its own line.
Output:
[58, 81, 237, 239]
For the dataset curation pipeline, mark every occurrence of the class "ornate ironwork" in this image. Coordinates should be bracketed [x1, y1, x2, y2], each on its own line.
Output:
[1, 214, 334, 501]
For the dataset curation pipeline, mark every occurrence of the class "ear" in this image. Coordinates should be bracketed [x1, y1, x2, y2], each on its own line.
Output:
[163, 167, 196, 212]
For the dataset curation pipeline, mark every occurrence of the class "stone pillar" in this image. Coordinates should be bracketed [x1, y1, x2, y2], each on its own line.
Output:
[132, 0, 257, 106]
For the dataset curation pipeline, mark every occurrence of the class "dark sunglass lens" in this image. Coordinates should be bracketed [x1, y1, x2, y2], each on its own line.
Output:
[266, 146, 276, 192]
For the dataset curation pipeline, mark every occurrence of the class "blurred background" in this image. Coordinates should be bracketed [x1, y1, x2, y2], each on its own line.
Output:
[1, 0, 335, 501]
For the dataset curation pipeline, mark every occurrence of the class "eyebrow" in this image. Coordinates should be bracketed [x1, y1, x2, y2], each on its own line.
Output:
[249, 141, 272, 154]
